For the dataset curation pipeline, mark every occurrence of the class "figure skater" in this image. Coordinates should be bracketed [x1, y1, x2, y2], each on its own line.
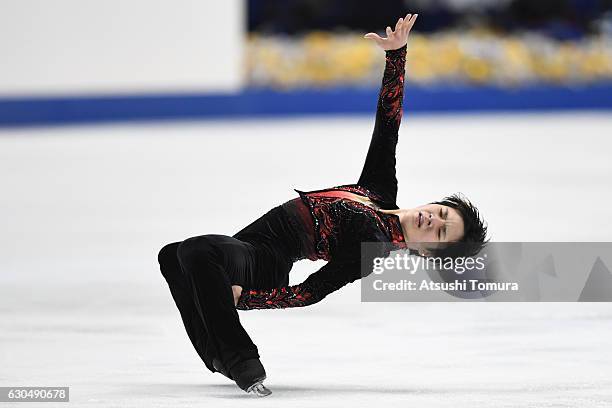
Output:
[157, 13, 487, 397]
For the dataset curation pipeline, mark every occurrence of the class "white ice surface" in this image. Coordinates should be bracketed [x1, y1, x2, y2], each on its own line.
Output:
[1, 112, 612, 407]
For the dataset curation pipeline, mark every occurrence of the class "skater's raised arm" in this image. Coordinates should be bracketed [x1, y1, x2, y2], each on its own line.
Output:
[236, 259, 360, 310]
[358, 14, 417, 204]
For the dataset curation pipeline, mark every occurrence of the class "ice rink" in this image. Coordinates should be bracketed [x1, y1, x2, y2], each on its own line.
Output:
[2, 112, 612, 407]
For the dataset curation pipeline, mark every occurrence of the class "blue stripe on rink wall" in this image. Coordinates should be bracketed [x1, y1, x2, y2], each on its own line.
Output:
[1, 83, 612, 127]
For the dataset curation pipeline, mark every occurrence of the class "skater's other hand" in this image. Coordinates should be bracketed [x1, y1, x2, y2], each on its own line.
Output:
[364, 13, 418, 51]
[232, 285, 242, 307]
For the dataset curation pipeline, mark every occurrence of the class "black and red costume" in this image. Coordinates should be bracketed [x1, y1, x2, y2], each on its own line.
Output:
[158, 45, 408, 373]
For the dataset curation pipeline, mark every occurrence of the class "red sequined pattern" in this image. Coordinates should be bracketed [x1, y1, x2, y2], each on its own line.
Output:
[295, 184, 406, 261]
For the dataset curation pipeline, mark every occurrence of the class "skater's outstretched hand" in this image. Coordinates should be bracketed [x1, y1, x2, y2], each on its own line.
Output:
[364, 13, 418, 51]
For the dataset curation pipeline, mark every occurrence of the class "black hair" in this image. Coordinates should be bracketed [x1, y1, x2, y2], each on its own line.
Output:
[429, 193, 489, 258]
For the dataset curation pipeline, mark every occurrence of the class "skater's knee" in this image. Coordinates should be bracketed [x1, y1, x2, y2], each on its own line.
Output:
[158, 242, 181, 266]
[176, 235, 217, 267]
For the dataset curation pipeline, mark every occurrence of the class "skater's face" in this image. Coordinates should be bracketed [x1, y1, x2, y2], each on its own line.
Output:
[402, 204, 464, 255]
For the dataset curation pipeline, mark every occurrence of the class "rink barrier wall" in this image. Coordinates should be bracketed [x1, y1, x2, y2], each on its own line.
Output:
[1, 83, 612, 127]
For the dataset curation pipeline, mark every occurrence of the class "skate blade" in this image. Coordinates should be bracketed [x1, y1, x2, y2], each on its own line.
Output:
[246, 381, 272, 397]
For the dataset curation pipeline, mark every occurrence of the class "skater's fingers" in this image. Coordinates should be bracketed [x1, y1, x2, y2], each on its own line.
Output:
[386, 26, 393, 37]
[403, 14, 412, 29]
[403, 14, 418, 36]
[402, 14, 411, 32]
[364, 32, 385, 46]
[401, 14, 411, 32]
[408, 13, 418, 27]
[395, 17, 403, 31]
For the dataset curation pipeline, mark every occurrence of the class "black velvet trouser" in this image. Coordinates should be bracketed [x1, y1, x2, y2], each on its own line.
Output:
[157, 206, 301, 373]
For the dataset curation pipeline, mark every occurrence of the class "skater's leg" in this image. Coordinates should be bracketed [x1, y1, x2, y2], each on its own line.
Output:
[176, 234, 260, 371]
[157, 242, 216, 373]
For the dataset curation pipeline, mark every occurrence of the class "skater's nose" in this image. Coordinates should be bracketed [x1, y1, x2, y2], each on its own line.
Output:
[429, 212, 443, 228]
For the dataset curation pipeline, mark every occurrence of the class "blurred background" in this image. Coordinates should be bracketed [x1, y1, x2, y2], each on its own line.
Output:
[247, 0, 612, 88]
[1, 0, 612, 123]
[1, 1, 612, 407]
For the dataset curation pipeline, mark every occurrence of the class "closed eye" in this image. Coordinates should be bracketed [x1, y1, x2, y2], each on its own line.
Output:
[439, 208, 448, 240]
[437, 208, 443, 240]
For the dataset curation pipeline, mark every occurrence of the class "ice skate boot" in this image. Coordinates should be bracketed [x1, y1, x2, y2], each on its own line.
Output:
[229, 358, 272, 397]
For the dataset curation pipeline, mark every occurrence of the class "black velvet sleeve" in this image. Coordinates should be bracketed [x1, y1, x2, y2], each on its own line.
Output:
[357, 45, 407, 205]
[236, 259, 360, 310]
